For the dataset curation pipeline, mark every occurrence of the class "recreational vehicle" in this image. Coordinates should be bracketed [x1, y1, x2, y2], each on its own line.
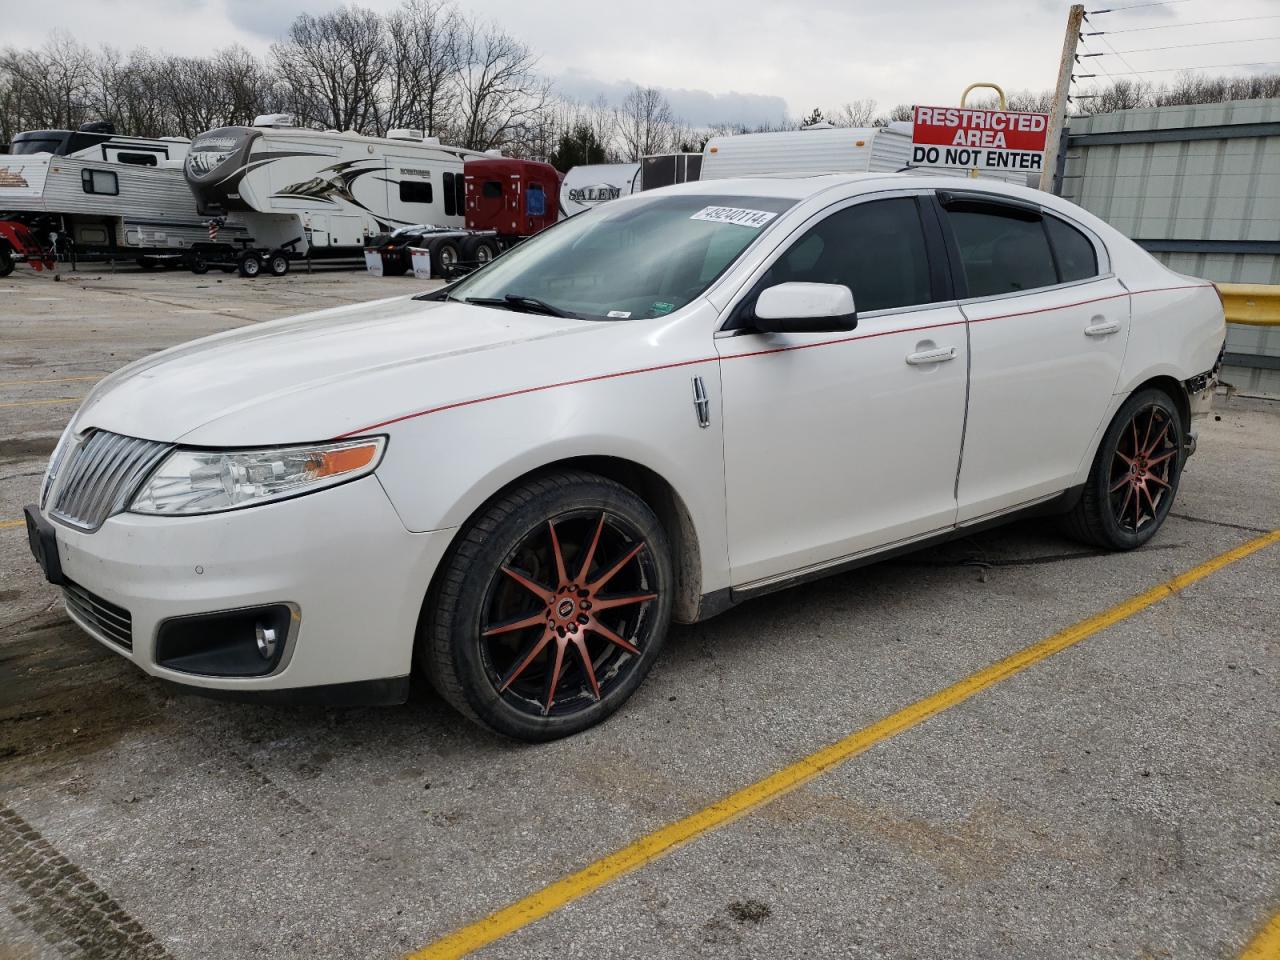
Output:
[0, 122, 247, 275]
[559, 163, 640, 217]
[183, 116, 490, 275]
[700, 122, 1034, 185]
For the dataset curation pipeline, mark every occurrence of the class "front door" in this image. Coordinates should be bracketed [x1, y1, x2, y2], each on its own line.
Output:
[716, 194, 968, 588]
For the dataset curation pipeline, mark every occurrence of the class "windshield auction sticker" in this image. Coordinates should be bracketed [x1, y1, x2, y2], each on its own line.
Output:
[690, 206, 778, 228]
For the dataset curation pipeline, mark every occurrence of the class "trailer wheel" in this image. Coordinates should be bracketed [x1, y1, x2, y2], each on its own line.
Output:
[461, 236, 499, 267]
[190, 256, 209, 275]
[0, 241, 13, 278]
[430, 239, 461, 277]
[238, 252, 262, 278]
[267, 252, 290, 277]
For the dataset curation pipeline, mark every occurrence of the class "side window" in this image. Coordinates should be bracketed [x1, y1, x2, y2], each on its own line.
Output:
[81, 169, 118, 195]
[945, 203, 1057, 297]
[399, 180, 433, 204]
[117, 152, 157, 167]
[442, 172, 457, 216]
[1045, 215, 1099, 283]
[763, 197, 934, 314]
[453, 174, 466, 215]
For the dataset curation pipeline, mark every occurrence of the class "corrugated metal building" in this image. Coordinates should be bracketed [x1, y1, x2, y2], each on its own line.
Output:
[1058, 99, 1280, 395]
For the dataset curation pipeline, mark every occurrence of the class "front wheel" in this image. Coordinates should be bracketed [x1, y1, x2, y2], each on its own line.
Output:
[267, 252, 290, 277]
[420, 471, 673, 741]
[238, 252, 261, 278]
[1063, 388, 1185, 549]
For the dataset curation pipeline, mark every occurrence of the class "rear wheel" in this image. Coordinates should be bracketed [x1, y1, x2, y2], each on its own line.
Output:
[430, 239, 461, 278]
[421, 471, 673, 741]
[267, 252, 290, 277]
[1063, 388, 1184, 549]
[189, 256, 209, 275]
[461, 236, 498, 267]
[238, 252, 261, 278]
[0, 241, 14, 278]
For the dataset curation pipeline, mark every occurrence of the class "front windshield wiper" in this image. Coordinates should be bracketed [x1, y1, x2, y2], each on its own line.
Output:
[465, 293, 575, 318]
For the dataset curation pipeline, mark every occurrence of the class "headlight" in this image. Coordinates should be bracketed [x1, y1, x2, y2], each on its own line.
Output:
[129, 437, 385, 516]
[40, 424, 74, 507]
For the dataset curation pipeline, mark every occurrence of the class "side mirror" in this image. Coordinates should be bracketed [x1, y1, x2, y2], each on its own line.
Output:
[752, 282, 857, 334]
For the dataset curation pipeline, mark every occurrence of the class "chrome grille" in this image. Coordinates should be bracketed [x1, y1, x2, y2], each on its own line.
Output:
[63, 580, 133, 649]
[47, 431, 172, 531]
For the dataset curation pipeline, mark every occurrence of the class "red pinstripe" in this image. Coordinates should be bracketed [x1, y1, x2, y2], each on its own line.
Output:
[336, 282, 1214, 438]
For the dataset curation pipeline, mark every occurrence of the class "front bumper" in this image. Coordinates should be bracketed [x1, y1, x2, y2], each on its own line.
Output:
[30, 476, 455, 699]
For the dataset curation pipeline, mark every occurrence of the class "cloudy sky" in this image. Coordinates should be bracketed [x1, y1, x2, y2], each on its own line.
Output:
[2, 0, 1278, 126]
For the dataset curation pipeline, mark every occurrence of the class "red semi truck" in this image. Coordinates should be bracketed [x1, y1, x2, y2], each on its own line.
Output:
[365, 157, 563, 279]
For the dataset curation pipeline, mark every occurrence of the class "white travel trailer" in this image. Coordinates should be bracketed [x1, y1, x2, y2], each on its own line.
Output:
[183, 115, 490, 272]
[700, 122, 1032, 185]
[0, 123, 247, 272]
[559, 163, 640, 217]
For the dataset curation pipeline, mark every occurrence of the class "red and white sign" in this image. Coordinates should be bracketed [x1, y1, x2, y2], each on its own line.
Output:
[910, 105, 1050, 173]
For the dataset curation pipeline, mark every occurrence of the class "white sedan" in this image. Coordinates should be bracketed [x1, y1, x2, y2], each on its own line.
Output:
[25, 174, 1225, 740]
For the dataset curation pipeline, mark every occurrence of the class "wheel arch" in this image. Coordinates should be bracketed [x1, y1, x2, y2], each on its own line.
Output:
[426, 454, 706, 625]
[1127, 373, 1190, 433]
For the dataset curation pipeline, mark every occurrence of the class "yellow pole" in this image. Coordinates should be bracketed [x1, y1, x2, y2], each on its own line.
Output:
[960, 83, 1007, 178]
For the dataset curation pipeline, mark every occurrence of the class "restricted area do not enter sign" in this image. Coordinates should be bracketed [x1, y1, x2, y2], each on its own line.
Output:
[910, 105, 1050, 173]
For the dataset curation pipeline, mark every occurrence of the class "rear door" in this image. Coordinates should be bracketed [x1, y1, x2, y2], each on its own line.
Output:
[937, 193, 1129, 522]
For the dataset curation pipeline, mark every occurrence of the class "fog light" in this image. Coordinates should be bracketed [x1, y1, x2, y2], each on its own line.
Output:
[256, 624, 278, 659]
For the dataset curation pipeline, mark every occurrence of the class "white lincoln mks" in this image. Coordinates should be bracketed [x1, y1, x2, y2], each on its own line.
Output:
[26, 174, 1225, 740]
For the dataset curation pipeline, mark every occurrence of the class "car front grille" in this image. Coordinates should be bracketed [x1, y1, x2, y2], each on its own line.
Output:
[46, 430, 172, 531]
[63, 580, 133, 650]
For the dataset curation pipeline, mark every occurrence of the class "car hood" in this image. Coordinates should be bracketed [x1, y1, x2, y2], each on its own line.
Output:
[73, 296, 597, 445]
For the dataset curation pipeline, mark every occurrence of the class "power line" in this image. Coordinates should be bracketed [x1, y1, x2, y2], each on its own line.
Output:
[1082, 60, 1280, 75]
[1080, 36, 1280, 56]
[1087, 0, 1197, 13]
[1085, 14, 1280, 34]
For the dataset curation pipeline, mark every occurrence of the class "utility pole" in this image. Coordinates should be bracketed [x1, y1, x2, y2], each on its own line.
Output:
[1039, 3, 1085, 192]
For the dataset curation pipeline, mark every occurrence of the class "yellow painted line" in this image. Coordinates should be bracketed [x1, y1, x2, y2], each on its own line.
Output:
[409, 529, 1280, 960]
[1241, 909, 1280, 959]
[0, 519, 26, 530]
[0, 397, 81, 409]
[0, 375, 99, 387]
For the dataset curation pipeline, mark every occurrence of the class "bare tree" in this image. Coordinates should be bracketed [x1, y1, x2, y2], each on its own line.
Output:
[452, 16, 548, 151]
[272, 6, 387, 133]
[384, 0, 461, 136]
[831, 99, 878, 127]
[616, 85, 675, 160]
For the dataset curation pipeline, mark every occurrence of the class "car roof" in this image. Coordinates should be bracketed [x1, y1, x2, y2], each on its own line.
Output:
[652, 171, 1056, 207]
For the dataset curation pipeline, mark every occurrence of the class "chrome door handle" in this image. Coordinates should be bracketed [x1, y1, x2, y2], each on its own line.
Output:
[906, 346, 957, 365]
[1084, 319, 1120, 337]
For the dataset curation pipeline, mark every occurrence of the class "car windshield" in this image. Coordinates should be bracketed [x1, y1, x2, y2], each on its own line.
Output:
[445, 193, 796, 321]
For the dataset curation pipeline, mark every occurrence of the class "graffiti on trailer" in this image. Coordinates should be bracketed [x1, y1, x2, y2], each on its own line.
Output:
[0, 167, 30, 189]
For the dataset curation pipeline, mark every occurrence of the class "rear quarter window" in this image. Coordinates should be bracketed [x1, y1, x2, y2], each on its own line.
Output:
[1045, 216, 1099, 283]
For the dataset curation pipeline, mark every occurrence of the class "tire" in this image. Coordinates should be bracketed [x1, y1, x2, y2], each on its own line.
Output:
[238, 252, 261, 278]
[1062, 387, 1185, 550]
[190, 257, 209, 275]
[461, 236, 498, 267]
[0, 242, 13, 278]
[136, 258, 155, 271]
[267, 252, 290, 277]
[429, 239, 461, 277]
[421, 471, 674, 741]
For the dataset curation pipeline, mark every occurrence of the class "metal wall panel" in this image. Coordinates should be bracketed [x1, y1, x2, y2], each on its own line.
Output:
[1060, 99, 1280, 379]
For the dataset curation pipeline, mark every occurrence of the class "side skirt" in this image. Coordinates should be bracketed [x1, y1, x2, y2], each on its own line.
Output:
[694, 485, 1085, 619]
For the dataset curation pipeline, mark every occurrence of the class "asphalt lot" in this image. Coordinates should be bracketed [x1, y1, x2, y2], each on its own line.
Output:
[1, 265, 1278, 960]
